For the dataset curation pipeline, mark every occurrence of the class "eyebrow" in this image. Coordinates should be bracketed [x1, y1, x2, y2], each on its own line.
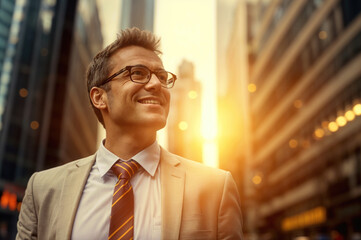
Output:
[132, 64, 165, 71]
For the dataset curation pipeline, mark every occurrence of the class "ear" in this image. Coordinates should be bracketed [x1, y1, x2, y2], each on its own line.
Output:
[90, 87, 108, 110]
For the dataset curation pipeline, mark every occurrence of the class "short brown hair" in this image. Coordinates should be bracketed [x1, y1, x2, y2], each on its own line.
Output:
[86, 27, 162, 127]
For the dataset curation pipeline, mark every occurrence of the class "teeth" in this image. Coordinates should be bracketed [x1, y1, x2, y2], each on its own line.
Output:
[139, 99, 160, 104]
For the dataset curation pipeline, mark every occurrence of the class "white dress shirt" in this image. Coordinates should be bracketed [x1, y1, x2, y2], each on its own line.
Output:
[72, 140, 162, 240]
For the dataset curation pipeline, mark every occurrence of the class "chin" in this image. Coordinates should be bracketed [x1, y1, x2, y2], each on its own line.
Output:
[153, 121, 167, 131]
[144, 118, 167, 131]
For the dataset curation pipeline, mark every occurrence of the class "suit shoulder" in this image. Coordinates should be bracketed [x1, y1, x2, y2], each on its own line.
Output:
[32, 154, 95, 184]
[164, 150, 228, 178]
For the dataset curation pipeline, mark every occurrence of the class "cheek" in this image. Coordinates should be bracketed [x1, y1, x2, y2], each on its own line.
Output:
[105, 89, 125, 113]
[164, 91, 171, 115]
[164, 89, 171, 103]
[110, 83, 139, 104]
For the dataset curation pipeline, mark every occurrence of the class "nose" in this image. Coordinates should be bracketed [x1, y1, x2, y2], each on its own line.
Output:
[144, 73, 162, 91]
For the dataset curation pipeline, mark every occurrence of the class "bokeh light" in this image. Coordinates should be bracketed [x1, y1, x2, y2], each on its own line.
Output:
[345, 109, 355, 121]
[19, 88, 28, 98]
[248, 83, 257, 93]
[252, 175, 262, 185]
[314, 128, 325, 139]
[178, 121, 188, 131]
[353, 103, 361, 116]
[289, 139, 298, 148]
[30, 121, 39, 130]
[188, 90, 198, 99]
[318, 30, 328, 40]
[336, 115, 347, 127]
[328, 121, 339, 132]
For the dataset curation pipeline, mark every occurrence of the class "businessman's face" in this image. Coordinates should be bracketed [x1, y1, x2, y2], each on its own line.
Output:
[103, 46, 170, 132]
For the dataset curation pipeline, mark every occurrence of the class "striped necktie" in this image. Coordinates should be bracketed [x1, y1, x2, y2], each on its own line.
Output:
[108, 160, 140, 240]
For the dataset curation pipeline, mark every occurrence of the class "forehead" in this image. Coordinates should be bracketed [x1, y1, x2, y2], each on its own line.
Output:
[109, 45, 163, 71]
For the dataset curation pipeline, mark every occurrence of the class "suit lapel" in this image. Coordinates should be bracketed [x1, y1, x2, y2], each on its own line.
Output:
[160, 148, 185, 240]
[55, 155, 95, 240]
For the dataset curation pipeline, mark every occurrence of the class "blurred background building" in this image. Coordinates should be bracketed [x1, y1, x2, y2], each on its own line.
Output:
[0, 0, 101, 238]
[229, 0, 361, 239]
[167, 59, 203, 163]
[121, 0, 154, 32]
[217, 0, 249, 222]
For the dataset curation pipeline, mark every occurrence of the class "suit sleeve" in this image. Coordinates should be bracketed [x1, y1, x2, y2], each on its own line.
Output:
[16, 173, 38, 240]
[217, 171, 244, 239]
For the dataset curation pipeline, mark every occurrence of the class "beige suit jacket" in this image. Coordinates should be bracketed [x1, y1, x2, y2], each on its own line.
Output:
[16, 148, 243, 239]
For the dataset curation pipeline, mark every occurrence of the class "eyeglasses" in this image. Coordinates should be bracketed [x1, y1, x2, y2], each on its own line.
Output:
[101, 65, 177, 89]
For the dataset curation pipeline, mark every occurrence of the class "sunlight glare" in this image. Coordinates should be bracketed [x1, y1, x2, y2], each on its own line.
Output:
[203, 141, 219, 168]
[155, 0, 218, 168]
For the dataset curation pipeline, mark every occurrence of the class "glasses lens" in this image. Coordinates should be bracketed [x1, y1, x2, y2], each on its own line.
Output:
[129, 66, 175, 88]
[156, 71, 175, 88]
[130, 66, 150, 82]
[156, 71, 169, 84]
[166, 76, 175, 88]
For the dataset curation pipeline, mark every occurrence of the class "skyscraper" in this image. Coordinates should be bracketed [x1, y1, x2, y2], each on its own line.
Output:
[121, 0, 154, 31]
[0, 0, 16, 77]
[0, 0, 102, 237]
[167, 59, 203, 163]
[237, 0, 361, 238]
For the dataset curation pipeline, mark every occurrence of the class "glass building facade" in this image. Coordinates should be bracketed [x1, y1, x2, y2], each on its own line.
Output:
[229, 0, 361, 239]
[0, 0, 102, 238]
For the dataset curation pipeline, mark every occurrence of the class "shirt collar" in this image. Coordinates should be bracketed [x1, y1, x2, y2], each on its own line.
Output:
[96, 139, 160, 178]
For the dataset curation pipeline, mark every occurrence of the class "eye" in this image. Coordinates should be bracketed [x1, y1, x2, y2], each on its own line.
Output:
[156, 71, 168, 82]
[130, 67, 149, 80]
[132, 70, 147, 76]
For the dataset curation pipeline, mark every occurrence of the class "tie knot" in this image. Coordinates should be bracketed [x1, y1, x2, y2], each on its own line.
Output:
[111, 160, 140, 180]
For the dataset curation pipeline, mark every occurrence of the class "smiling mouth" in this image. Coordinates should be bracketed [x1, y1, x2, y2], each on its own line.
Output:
[138, 99, 161, 105]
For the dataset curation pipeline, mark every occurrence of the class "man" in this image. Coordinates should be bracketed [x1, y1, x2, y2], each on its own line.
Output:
[16, 28, 243, 240]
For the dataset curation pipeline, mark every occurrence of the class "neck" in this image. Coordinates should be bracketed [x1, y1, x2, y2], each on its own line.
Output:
[104, 127, 157, 160]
